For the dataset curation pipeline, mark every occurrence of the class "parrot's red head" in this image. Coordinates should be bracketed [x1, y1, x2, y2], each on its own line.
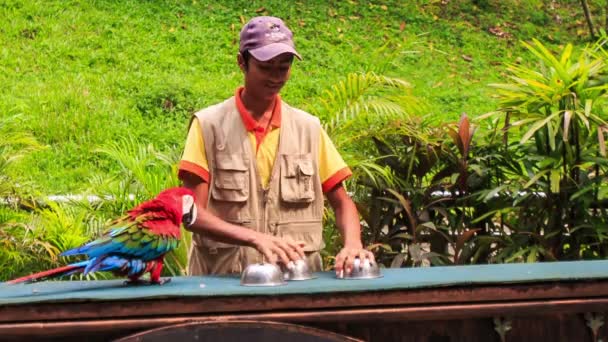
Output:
[128, 187, 197, 233]
[155, 187, 197, 226]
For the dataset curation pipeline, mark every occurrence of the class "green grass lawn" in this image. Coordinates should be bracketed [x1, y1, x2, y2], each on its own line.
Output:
[0, 0, 596, 194]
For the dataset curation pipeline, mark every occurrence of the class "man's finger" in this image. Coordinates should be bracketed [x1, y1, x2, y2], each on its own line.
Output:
[272, 238, 304, 261]
[366, 250, 376, 263]
[288, 241, 305, 259]
[283, 244, 302, 262]
[334, 252, 345, 274]
[278, 241, 300, 262]
[358, 250, 367, 262]
[344, 254, 354, 275]
[260, 246, 276, 264]
[272, 246, 291, 266]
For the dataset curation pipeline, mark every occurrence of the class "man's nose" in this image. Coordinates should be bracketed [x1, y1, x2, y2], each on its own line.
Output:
[268, 68, 287, 80]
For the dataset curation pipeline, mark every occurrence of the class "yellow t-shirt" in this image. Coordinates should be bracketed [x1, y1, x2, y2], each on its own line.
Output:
[178, 89, 351, 192]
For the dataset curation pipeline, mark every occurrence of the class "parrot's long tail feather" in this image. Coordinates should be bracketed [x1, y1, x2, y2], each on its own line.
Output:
[5, 264, 84, 285]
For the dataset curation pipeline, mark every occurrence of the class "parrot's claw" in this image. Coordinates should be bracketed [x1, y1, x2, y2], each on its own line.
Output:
[123, 278, 171, 286]
[123, 279, 147, 286]
[151, 277, 172, 285]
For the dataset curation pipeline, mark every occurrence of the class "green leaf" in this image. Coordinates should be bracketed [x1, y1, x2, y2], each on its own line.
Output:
[563, 110, 572, 142]
[527, 246, 538, 263]
[547, 117, 556, 151]
[471, 209, 502, 224]
[550, 170, 561, 193]
[524, 169, 550, 189]
[598, 127, 607, 157]
[520, 112, 560, 144]
[576, 111, 590, 131]
[469, 164, 483, 176]
[510, 117, 543, 127]
[390, 233, 414, 241]
[386, 189, 417, 231]
[571, 186, 595, 201]
[416, 221, 437, 232]
[559, 43, 573, 65]
[505, 248, 529, 263]
[483, 185, 509, 202]
[454, 229, 480, 264]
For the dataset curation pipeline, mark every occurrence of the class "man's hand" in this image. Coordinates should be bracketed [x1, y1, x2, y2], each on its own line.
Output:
[182, 175, 305, 266]
[334, 246, 376, 277]
[251, 232, 305, 265]
[325, 184, 374, 277]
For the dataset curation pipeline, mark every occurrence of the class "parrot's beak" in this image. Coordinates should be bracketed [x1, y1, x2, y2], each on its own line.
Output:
[182, 195, 197, 227]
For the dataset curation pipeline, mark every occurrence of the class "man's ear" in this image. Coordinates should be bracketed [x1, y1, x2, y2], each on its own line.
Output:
[237, 53, 247, 72]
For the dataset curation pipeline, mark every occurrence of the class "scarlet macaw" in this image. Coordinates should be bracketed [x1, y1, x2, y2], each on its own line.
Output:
[6, 187, 196, 285]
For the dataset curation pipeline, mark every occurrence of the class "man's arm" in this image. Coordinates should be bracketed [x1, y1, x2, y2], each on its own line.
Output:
[181, 172, 304, 265]
[326, 183, 375, 276]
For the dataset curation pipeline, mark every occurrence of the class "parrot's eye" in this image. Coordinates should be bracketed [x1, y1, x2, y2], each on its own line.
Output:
[182, 195, 197, 226]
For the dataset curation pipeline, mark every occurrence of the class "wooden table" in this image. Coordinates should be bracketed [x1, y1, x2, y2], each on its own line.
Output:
[2, 260, 608, 341]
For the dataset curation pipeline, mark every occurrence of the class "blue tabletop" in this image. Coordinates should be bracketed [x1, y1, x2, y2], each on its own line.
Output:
[1, 260, 608, 306]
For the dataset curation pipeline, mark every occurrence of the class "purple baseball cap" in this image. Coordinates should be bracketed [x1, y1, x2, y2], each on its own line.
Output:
[239, 16, 302, 61]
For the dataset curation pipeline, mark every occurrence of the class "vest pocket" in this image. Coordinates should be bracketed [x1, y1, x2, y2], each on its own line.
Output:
[190, 244, 242, 275]
[211, 153, 249, 202]
[191, 232, 246, 275]
[277, 220, 324, 252]
[280, 154, 315, 203]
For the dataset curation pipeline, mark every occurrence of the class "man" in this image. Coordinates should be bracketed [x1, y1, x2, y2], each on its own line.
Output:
[179, 16, 373, 277]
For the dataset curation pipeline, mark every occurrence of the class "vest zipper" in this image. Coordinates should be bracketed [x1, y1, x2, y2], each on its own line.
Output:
[262, 188, 269, 236]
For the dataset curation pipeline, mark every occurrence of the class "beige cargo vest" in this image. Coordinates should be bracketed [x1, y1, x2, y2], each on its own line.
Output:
[188, 96, 325, 275]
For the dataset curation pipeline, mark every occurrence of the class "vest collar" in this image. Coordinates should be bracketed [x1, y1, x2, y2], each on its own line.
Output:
[235, 87, 282, 132]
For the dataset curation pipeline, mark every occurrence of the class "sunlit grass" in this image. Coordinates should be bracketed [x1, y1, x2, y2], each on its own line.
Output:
[0, 0, 601, 278]
[0, 0, 591, 194]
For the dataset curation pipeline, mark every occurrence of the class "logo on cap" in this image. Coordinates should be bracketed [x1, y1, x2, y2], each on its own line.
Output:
[266, 22, 287, 42]
[239, 16, 302, 61]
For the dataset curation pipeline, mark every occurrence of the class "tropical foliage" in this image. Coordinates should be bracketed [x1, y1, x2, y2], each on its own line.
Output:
[6, 38, 608, 278]
[355, 38, 608, 268]
[482, 38, 608, 261]
[5, 2, 608, 279]
[1, 135, 189, 279]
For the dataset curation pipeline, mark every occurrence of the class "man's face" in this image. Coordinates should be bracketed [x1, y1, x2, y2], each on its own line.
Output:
[241, 53, 294, 100]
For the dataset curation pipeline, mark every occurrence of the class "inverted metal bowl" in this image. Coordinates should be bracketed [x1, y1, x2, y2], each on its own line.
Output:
[283, 259, 317, 281]
[240, 263, 287, 287]
[337, 257, 383, 280]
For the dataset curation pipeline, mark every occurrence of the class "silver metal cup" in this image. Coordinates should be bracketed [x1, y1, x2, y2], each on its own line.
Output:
[283, 259, 317, 281]
[337, 257, 383, 279]
[240, 262, 287, 286]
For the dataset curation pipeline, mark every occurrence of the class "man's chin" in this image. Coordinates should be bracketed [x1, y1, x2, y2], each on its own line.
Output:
[262, 90, 280, 99]
[246, 87, 280, 101]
